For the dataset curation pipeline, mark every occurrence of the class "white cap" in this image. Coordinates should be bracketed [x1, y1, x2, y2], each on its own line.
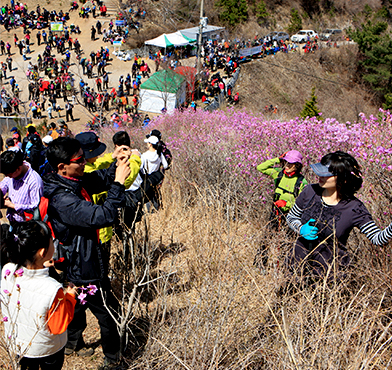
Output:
[144, 135, 159, 145]
[42, 135, 53, 144]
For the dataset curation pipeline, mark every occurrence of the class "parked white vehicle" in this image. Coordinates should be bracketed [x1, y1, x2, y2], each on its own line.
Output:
[290, 30, 318, 43]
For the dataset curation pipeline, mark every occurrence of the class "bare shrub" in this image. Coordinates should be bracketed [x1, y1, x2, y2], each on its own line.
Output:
[122, 174, 392, 369]
[98, 110, 392, 368]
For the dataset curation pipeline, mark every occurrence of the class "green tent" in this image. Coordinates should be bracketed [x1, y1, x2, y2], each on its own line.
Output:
[140, 70, 185, 94]
[140, 70, 187, 113]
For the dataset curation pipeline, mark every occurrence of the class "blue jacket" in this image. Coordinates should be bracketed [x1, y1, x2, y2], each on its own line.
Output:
[43, 163, 124, 285]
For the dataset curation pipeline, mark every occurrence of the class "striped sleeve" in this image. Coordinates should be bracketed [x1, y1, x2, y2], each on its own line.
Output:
[360, 221, 392, 246]
[286, 203, 303, 233]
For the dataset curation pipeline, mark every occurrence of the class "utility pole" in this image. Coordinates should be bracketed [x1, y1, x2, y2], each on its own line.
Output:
[196, 0, 204, 77]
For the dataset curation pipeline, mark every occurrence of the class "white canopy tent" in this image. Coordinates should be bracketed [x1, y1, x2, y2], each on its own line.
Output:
[145, 33, 190, 48]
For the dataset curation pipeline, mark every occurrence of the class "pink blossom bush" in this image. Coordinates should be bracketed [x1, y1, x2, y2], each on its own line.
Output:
[97, 108, 392, 219]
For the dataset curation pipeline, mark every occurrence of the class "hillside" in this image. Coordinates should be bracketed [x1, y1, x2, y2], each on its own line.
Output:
[235, 46, 378, 123]
[132, 0, 384, 120]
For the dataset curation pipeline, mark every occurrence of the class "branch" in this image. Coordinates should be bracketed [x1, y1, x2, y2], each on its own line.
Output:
[152, 337, 193, 370]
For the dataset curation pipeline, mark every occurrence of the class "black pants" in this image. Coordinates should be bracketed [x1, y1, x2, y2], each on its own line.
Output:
[66, 110, 74, 121]
[20, 347, 65, 370]
[66, 283, 120, 361]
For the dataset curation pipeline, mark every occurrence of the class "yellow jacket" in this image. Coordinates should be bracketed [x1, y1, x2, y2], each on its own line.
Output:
[84, 153, 142, 243]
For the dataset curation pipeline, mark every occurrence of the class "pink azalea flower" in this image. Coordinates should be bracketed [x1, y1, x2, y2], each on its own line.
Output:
[4, 270, 11, 278]
[87, 284, 98, 295]
[2, 317, 8, 322]
[3, 290, 10, 295]
[78, 292, 87, 305]
[14, 269, 24, 277]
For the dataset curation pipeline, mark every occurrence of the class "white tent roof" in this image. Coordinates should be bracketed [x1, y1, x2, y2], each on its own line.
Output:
[180, 25, 224, 41]
[145, 33, 190, 48]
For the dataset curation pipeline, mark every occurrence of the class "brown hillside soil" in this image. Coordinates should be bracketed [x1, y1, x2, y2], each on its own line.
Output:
[235, 45, 378, 123]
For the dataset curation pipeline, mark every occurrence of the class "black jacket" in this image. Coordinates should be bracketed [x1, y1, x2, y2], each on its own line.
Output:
[43, 164, 124, 285]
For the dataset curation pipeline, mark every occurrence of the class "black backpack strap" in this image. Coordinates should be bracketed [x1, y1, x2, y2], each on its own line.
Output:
[274, 171, 304, 200]
[293, 174, 305, 198]
[274, 170, 284, 188]
[273, 170, 284, 201]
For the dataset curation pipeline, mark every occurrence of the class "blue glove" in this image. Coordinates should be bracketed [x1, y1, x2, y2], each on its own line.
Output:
[300, 219, 319, 240]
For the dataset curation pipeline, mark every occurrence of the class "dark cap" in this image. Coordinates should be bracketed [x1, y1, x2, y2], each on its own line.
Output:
[310, 162, 334, 177]
[75, 132, 106, 159]
[10, 126, 17, 132]
[146, 129, 161, 140]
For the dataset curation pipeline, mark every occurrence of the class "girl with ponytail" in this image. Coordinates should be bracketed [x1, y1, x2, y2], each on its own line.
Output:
[1, 221, 77, 370]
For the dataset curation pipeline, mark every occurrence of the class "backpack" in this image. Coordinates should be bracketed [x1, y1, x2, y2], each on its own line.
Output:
[122, 170, 165, 227]
[30, 144, 46, 173]
[161, 142, 172, 169]
[24, 194, 62, 261]
[273, 170, 304, 201]
[38, 159, 53, 176]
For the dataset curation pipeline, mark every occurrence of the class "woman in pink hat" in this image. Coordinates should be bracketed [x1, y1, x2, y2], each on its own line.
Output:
[286, 151, 392, 279]
[257, 150, 308, 229]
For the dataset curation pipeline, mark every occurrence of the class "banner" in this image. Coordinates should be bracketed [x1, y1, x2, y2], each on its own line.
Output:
[115, 20, 126, 27]
[239, 45, 262, 57]
[50, 22, 64, 32]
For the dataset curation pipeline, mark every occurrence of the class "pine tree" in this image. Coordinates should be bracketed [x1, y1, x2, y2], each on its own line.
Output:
[348, 11, 392, 108]
[300, 87, 321, 118]
[287, 8, 302, 34]
[256, 0, 269, 21]
[216, 0, 248, 26]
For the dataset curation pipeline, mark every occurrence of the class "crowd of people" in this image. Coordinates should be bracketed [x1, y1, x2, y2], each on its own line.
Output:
[0, 0, 250, 123]
[0, 3, 70, 32]
[0, 0, 191, 127]
[0, 126, 172, 369]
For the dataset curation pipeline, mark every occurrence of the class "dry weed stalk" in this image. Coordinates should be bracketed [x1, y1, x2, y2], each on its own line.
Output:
[117, 168, 392, 369]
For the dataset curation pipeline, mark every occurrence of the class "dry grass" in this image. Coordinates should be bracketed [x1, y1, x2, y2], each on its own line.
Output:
[109, 161, 392, 369]
[236, 44, 378, 123]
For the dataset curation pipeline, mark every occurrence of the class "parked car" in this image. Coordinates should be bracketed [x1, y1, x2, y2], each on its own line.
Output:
[264, 31, 278, 40]
[275, 32, 290, 42]
[320, 28, 343, 41]
[264, 31, 290, 42]
[290, 30, 318, 43]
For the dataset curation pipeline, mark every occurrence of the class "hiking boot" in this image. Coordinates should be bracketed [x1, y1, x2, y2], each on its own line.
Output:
[64, 347, 74, 356]
[97, 357, 118, 370]
[76, 347, 95, 357]
[64, 346, 95, 357]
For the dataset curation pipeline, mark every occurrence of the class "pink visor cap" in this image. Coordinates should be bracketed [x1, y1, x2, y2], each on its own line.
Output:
[282, 150, 303, 164]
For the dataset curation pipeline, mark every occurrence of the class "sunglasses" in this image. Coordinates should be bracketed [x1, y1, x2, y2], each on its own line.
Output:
[69, 154, 85, 164]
